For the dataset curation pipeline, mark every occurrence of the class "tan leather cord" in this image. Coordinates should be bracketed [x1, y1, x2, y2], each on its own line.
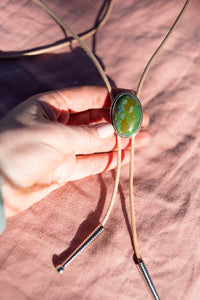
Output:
[102, 135, 121, 226]
[0, 0, 191, 297]
[129, 137, 142, 260]
[31, 1, 191, 298]
[129, 0, 191, 263]
[34, 0, 191, 265]
[136, 0, 191, 99]
[1, 0, 190, 257]
[31, 0, 114, 98]
[30, 0, 122, 226]
[0, 0, 114, 59]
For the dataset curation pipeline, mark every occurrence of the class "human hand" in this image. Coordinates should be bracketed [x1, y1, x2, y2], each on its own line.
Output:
[0, 86, 151, 217]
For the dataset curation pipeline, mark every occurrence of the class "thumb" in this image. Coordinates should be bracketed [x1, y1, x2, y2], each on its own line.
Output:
[63, 123, 115, 155]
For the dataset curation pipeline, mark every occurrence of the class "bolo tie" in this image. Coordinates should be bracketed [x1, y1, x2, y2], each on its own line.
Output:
[0, 0, 191, 299]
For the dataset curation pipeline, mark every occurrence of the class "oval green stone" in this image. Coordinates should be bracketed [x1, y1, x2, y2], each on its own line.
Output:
[110, 92, 143, 138]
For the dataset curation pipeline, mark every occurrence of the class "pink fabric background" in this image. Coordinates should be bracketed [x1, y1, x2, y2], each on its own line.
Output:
[0, 0, 200, 299]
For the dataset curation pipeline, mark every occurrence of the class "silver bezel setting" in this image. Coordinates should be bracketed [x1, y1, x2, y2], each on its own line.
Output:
[110, 92, 143, 138]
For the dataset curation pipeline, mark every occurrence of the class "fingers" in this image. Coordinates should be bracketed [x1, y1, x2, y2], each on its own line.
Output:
[68, 108, 110, 125]
[60, 122, 114, 154]
[142, 112, 150, 128]
[32, 86, 136, 114]
[135, 130, 151, 148]
[3, 148, 130, 217]
[33, 86, 150, 129]
[68, 109, 150, 127]
[68, 149, 131, 181]
[35, 86, 111, 113]
[31, 86, 151, 155]
[59, 120, 150, 155]
[49, 129, 151, 183]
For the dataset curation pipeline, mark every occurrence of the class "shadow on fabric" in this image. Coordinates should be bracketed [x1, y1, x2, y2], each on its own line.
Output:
[52, 173, 108, 268]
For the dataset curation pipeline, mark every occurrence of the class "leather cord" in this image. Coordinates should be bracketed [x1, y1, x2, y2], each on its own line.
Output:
[0, 0, 191, 298]
[0, 0, 114, 59]
[129, 0, 191, 264]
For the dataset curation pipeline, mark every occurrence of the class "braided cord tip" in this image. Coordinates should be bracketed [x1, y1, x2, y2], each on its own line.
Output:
[138, 260, 160, 300]
[57, 225, 104, 273]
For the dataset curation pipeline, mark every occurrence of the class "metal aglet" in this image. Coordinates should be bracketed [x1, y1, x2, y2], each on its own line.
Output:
[57, 224, 104, 273]
[137, 260, 160, 300]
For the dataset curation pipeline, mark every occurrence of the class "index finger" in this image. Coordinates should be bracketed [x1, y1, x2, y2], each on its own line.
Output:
[35, 86, 112, 113]
[33, 86, 137, 113]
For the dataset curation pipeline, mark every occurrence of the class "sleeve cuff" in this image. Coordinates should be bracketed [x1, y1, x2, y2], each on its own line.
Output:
[0, 177, 6, 234]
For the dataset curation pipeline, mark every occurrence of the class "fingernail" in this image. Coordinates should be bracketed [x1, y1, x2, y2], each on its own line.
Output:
[96, 123, 114, 139]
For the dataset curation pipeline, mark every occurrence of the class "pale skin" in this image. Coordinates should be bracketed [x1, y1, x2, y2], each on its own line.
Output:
[0, 86, 151, 217]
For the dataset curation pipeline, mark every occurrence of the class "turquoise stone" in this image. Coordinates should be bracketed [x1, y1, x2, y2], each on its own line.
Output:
[110, 92, 143, 138]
